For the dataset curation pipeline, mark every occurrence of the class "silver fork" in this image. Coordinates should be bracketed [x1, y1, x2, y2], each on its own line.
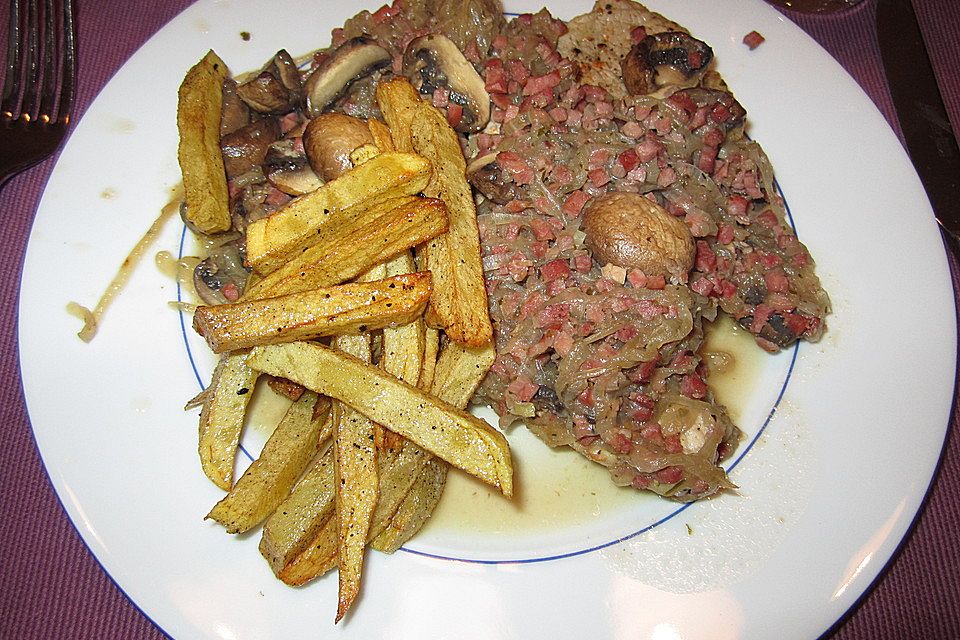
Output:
[0, 0, 75, 186]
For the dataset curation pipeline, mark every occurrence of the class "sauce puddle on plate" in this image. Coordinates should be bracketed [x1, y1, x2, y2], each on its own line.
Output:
[423, 315, 764, 538]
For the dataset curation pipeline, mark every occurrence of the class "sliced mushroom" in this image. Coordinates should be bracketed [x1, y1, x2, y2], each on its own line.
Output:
[264, 139, 323, 196]
[237, 50, 303, 114]
[402, 34, 490, 133]
[621, 32, 713, 97]
[467, 155, 518, 205]
[304, 38, 391, 117]
[220, 78, 250, 137]
[582, 191, 695, 281]
[192, 243, 251, 305]
[220, 117, 281, 178]
[302, 113, 375, 181]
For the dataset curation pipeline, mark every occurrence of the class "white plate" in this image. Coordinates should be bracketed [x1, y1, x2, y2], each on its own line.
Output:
[18, 0, 956, 638]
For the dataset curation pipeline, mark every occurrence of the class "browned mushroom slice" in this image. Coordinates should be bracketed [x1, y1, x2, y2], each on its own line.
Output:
[220, 78, 250, 137]
[304, 38, 391, 117]
[302, 113, 375, 181]
[402, 34, 490, 133]
[237, 50, 303, 114]
[621, 31, 713, 97]
[264, 139, 323, 196]
[466, 154, 518, 205]
[220, 117, 281, 179]
[193, 243, 251, 305]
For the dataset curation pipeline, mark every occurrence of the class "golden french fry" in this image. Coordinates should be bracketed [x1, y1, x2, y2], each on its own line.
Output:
[244, 152, 432, 274]
[206, 393, 332, 533]
[409, 102, 493, 346]
[328, 329, 379, 623]
[332, 398, 377, 622]
[260, 445, 336, 574]
[380, 253, 425, 386]
[372, 340, 495, 551]
[193, 272, 432, 353]
[370, 457, 447, 553]
[367, 118, 396, 153]
[177, 51, 231, 234]
[374, 78, 422, 152]
[417, 326, 441, 391]
[197, 351, 260, 490]
[432, 340, 496, 409]
[241, 196, 448, 300]
[277, 439, 433, 586]
[247, 342, 512, 495]
[380, 251, 425, 453]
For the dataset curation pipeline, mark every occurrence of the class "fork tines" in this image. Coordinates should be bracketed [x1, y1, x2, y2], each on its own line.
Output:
[1, 0, 75, 125]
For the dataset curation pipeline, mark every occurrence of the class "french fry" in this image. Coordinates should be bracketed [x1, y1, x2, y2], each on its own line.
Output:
[177, 51, 231, 234]
[376, 78, 493, 346]
[374, 78, 421, 152]
[197, 351, 260, 490]
[372, 341, 495, 552]
[193, 272, 432, 353]
[380, 253, 425, 386]
[370, 457, 447, 553]
[410, 102, 493, 346]
[206, 393, 332, 533]
[367, 118, 396, 153]
[260, 446, 336, 574]
[329, 328, 378, 622]
[276, 439, 433, 586]
[241, 196, 448, 300]
[432, 341, 497, 409]
[244, 152, 432, 274]
[417, 326, 441, 392]
[246, 342, 512, 495]
[378, 251, 425, 451]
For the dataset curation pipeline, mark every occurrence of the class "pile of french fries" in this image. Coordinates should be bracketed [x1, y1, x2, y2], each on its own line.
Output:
[178, 53, 510, 622]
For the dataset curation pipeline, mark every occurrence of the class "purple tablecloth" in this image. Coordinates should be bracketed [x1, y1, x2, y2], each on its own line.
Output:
[1, 1, 957, 638]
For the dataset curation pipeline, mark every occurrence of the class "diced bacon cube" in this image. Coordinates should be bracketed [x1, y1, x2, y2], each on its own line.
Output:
[690, 276, 714, 296]
[621, 121, 644, 139]
[485, 66, 509, 93]
[529, 216, 555, 240]
[573, 251, 593, 273]
[636, 138, 661, 162]
[656, 466, 683, 484]
[630, 25, 647, 43]
[561, 190, 592, 215]
[609, 432, 634, 454]
[446, 103, 463, 129]
[554, 331, 575, 357]
[588, 167, 611, 187]
[695, 240, 718, 272]
[764, 269, 791, 294]
[627, 269, 648, 288]
[541, 258, 571, 282]
[507, 377, 539, 402]
[646, 274, 666, 290]
[743, 30, 765, 50]
[717, 224, 736, 245]
[719, 279, 738, 299]
[618, 148, 640, 172]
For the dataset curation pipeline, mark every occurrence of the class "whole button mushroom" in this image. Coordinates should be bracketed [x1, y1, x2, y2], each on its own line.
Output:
[302, 113, 375, 181]
[582, 192, 695, 281]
